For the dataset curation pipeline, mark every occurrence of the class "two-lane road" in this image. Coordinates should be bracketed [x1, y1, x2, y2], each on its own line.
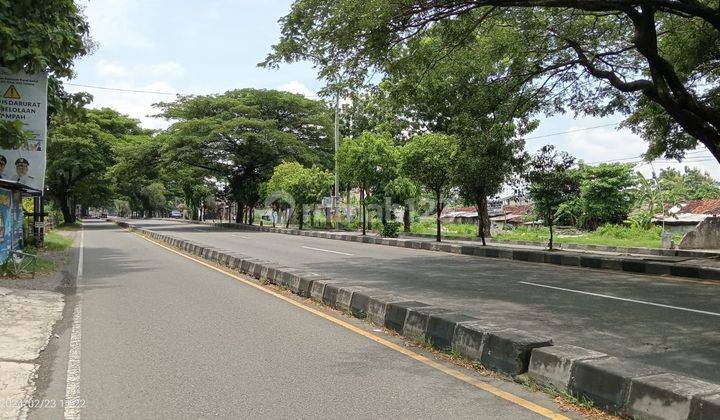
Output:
[126, 218, 720, 383]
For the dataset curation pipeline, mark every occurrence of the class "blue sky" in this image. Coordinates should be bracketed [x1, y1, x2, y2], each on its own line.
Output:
[65, 0, 719, 178]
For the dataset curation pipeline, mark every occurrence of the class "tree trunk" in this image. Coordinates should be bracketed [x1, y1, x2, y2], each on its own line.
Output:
[381, 197, 388, 226]
[346, 189, 351, 225]
[286, 207, 292, 229]
[236, 203, 244, 224]
[403, 204, 411, 233]
[299, 206, 305, 230]
[361, 188, 366, 235]
[549, 222, 554, 251]
[476, 197, 490, 246]
[435, 190, 442, 242]
[58, 193, 75, 225]
[249, 207, 254, 225]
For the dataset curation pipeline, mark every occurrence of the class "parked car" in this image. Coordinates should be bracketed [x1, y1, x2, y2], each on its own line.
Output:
[170, 210, 182, 218]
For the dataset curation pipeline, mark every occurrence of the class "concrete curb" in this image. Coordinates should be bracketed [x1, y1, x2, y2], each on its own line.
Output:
[115, 219, 720, 419]
[527, 347, 720, 419]
[402, 232, 720, 259]
[212, 222, 720, 282]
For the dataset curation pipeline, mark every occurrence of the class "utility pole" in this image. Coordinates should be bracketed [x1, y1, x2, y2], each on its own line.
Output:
[334, 92, 340, 229]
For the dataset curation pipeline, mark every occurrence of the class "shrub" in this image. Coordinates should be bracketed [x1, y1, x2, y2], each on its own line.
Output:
[381, 221, 401, 238]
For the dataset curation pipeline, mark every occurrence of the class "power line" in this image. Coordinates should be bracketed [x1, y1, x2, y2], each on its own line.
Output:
[525, 122, 621, 140]
[65, 82, 181, 96]
[585, 148, 715, 165]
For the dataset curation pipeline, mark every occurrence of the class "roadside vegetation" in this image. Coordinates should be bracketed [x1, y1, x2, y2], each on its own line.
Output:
[9, 0, 720, 251]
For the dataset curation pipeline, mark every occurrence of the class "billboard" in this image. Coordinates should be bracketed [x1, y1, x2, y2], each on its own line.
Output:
[0, 68, 48, 191]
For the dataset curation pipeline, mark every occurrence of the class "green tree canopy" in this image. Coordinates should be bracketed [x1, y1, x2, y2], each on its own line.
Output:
[337, 131, 398, 234]
[456, 133, 526, 245]
[158, 89, 333, 222]
[384, 176, 420, 233]
[1, 0, 92, 149]
[400, 133, 458, 242]
[657, 167, 720, 205]
[266, 162, 333, 229]
[578, 163, 637, 230]
[47, 109, 140, 223]
[266, 1, 720, 164]
[524, 145, 580, 250]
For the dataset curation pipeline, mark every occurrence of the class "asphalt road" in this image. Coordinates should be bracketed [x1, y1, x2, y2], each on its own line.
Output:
[126, 218, 720, 384]
[31, 220, 570, 419]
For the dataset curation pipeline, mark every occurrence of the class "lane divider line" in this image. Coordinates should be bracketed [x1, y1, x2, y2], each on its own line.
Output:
[64, 227, 84, 420]
[520, 281, 720, 317]
[301, 245, 353, 256]
[133, 231, 569, 420]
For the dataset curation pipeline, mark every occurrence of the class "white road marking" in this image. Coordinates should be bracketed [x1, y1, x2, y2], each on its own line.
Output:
[301, 246, 354, 256]
[309, 272, 320, 276]
[231, 234, 250, 239]
[520, 281, 720, 317]
[64, 228, 84, 419]
[193, 229, 204, 232]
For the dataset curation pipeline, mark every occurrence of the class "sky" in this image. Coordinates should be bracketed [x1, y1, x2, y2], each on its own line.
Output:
[64, 0, 720, 179]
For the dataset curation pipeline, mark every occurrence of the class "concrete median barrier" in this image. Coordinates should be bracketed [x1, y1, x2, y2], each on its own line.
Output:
[366, 294, 404, 326]
[425, 313, 478, 349]
[451, 321, 502, 362]
[384, 301, 430, 333]
[570, 357, 664, 412]
[401, 307, 453, 339]
[480, 329, 553, 376]
[693, 393, 720, 419]
[626, 373, 720, 420]
[528, 345, 607, 393]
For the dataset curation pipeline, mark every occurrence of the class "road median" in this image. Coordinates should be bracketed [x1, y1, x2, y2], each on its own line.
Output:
[209, 221, 720, 282]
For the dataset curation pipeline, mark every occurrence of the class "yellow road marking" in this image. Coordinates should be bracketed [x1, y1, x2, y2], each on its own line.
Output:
[133, 230, 570, 420]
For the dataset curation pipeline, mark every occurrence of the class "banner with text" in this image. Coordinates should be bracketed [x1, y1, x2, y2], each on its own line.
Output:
[0, 68, 48, 191]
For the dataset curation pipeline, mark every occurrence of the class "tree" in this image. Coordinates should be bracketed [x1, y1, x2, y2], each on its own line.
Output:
[158, 89, 333, 222]
[524, 146, 580, 250]
[47, 108, 144, 224]
[337, 132, 398, 235]
[657, 167, 720, 205]
[266, 162, 333, 229]
[400, 133, 458, 242]
[456, 134, 526, 245]
[384, 177, 419, 233]
[140, 182, 167, 218]
[109, 133, 162, 217]
[0, 0, 92, 148]
[577, 163, 637, 229]
[266, 1, 720, 164]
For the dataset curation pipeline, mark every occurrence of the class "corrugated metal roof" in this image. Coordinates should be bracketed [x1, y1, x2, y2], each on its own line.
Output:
[679, 199, 720, 215]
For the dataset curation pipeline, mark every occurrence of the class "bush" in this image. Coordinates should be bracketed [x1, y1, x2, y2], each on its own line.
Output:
[381, 221, 401, 238]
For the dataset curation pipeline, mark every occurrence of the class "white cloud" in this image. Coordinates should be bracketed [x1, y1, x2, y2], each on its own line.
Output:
[80, 0, 155, 50]
[95, 60, 128, 77]
[278, 81, 317, 99]
[147, 62, 186, 79]
[565, 126, 647, 164]
[94, 61, 186, 80]
[67, 80, 177, 130]
[561, 125, 720, 179]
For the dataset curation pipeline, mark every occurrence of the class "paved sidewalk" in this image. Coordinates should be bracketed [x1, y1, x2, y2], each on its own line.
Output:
[0, 287, 63, 419]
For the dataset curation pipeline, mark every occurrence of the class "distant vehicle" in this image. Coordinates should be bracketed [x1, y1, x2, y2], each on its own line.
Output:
[170, 210, 182, 218]
[100, 211, 108, 218]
